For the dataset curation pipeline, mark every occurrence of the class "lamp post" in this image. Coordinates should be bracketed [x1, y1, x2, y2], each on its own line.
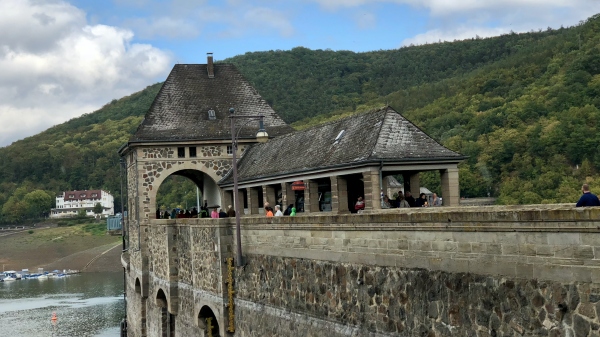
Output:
[230, 108, 268, 267]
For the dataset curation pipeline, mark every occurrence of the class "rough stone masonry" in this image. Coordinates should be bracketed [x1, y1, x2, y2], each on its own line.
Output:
[122, 204, 600, 336]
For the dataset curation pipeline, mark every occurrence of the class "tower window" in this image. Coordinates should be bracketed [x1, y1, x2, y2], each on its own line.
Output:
[208, 109, 216, 120]
[189, 147, 197, 158]
[178, 147, 185, 158]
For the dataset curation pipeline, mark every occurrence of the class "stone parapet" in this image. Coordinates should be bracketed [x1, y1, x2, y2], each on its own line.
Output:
[228, 205, 600, 284]
[133, 205, 600, 336]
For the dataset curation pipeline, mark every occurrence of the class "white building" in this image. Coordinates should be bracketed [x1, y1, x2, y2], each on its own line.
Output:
[50, 190, 114, 218]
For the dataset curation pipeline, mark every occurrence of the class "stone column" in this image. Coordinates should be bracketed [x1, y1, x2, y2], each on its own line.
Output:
[363, 170, 381, 210]
[382, 175, 390, 197]
[247, 187, 259, 215]
[304, 180, 320, 213]
[330, 176, 349, 214]
[410, 172, 420, 196]
[403, 172, 420, 196]
[262, 185, 276, 206]
[281, 182, 295, 208]
[440, 167, 460, 206]
[221, 190, 233, 211]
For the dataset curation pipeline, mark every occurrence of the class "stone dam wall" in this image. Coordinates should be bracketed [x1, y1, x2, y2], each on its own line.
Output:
[123, 205, 600, 337]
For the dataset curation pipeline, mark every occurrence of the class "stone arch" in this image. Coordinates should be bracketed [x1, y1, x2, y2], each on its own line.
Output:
[135, 277, 147, 336]
[156, 288, 175, 337]
[144, 160, 229, 220]
[135, 278, 141, 294]
[156, 288, 168, 308]
[198, 305, 220, 336]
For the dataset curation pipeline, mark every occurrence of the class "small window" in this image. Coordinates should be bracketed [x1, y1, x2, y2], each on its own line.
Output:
[208, 109, 216, 120]
[91, 193, 98, 197]
[81, 194, 86, 198]
[227, 146, 233, 155]
[69, 195, 74, 198]
[177, 147, 185, 158]
[189, 147, 197, 158]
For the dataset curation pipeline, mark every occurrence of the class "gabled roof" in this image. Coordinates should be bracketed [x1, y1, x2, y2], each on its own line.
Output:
[220, 106, 464, 184]
[130, 63, 293, 143]
[62, 190, 103, 200]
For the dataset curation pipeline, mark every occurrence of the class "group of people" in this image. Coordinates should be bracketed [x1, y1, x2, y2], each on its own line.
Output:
[265, 203, 297, 217]
[156, 204, 237, 219]
[355, 191, 442, 211]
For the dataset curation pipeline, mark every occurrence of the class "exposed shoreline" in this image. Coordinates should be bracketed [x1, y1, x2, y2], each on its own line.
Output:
[0, 223, 123, 273]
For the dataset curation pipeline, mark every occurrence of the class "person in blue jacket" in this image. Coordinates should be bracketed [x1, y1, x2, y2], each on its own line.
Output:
[576, 184, 600, 207]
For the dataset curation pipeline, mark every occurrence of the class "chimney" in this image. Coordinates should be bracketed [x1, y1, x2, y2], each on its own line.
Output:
[207, 52, 214, 78]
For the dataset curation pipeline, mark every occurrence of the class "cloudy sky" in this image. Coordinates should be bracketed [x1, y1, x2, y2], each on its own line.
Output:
[1, 0, 599, 147]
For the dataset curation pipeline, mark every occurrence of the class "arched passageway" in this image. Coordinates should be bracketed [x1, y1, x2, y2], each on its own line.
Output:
[198, 305, 219, 336]
[154, 169, 222, 219]
[135, 278, 147, 336]
[156, 289, 175, 337]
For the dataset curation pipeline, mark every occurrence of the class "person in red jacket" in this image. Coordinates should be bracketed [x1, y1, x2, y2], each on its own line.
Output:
[354, 197, 365, 212]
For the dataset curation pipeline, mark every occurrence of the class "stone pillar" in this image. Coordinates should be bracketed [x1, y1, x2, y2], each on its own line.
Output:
[247, 187, 259, 215]
[330, 176, 349, 214]
[281, 182, 295, 208]
[262, 185, 276, 206]
[141, 297, 147, 336]
[382, 175, 390, 197]
[221, 190, 233, 211]
[363, 170, 381, 210]
[304, 180, 320, 213]
[410, 172, 420, 196]
[441, 167, 460, 206]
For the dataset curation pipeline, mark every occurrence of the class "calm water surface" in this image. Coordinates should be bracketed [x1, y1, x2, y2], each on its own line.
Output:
[0, 272, 125, 337]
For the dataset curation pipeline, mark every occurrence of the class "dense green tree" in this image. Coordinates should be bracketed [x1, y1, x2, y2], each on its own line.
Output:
[93, 202, 103, 215]
[3, 14, 600, 214]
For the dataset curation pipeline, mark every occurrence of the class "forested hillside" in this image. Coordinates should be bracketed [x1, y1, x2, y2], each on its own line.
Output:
[1, 14, 600, 223]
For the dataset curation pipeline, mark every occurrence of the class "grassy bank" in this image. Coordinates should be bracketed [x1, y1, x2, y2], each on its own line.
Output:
[0, 221, 121, 272]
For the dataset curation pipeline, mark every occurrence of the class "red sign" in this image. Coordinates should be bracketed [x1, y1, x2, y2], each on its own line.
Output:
[291, 181, 305, 191]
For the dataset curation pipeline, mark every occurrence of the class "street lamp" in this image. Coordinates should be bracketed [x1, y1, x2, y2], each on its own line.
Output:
[229, 107, 268, 267]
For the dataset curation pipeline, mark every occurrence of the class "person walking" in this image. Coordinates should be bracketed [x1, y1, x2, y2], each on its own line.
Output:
[576, 184, 600, 207]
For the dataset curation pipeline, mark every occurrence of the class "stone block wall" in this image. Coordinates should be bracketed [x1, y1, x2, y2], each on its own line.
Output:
[130, 220, 233, 336]
[237, 206, 600, 285]
[234, 255, 600, 336]
[230, 205, 600, 336]
[147, 225, 169, 280]
[124, 205, 600, 336]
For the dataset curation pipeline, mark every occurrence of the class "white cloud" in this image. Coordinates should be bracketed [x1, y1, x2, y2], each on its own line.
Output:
[401, 26, 510, 46]
[354, 11, 377, 30]
[308, 0, 600, 45]
[0, 0, 172, 146]
[244, 7, 294, 37]
[125, 16, 200, 39]
[196, 5, 295, 38]
[308, 0, 593, 13]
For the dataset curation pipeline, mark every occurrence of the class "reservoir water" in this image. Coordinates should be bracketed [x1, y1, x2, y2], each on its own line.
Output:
[0, 272, 125, 337]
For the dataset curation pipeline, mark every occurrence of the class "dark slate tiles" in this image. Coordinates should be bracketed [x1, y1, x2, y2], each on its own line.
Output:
[223, 106, 464, 184]
[131, 64, 293, 142]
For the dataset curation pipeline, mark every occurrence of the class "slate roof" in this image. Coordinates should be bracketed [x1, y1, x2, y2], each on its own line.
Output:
[221, 106, 465, 184]
[130, 63, 293, 142]
[62, 190, 103, 201]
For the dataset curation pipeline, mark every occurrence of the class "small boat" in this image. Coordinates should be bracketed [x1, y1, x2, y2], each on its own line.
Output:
[37, 274, 48, 280]
[3, 275, 16, 281]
